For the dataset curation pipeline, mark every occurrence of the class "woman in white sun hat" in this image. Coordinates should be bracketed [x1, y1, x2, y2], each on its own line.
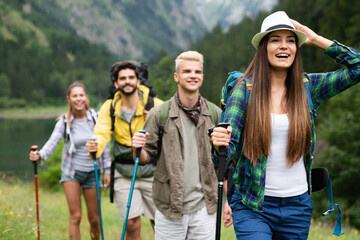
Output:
[210, 11, 360, 239]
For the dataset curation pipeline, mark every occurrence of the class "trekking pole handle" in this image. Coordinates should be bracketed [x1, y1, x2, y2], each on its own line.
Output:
[136, 130, 147, 157]
[217, 122, 229, 181]
[208, 122, 229, 138]
[207, 126, 215, 138]
[218, 122, 230, 149]
[218, 122, 230, 129]
[218, 122, 230, 150]
[30, 145, 38, 155]
[30, 145, 39, 173]
[89, 138, 97, 160]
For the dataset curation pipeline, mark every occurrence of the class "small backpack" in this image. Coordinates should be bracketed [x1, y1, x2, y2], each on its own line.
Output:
[221, 71, 343, 236]
[220, 71, 246, 111]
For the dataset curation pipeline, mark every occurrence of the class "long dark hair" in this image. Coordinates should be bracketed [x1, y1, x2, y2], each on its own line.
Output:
[238, 34, 311, 166]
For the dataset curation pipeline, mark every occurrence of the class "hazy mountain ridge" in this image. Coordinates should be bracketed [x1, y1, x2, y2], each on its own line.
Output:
[194, 0, 278, 31]
[11, 0, 277, 59]
[51, 0, 207, 59]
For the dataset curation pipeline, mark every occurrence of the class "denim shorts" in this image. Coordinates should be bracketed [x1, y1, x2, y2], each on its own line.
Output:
[60, 170, 102, 188]
[230, 191, 313, 240]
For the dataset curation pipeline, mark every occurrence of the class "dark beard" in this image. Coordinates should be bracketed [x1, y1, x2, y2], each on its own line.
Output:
[119, 84, 137, 95]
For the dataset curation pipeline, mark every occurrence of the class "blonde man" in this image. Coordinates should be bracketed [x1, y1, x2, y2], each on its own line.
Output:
[132, 51, 221, 240]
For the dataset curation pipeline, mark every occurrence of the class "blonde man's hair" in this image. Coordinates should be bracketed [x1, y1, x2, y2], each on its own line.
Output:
[175, 51, 204, 72]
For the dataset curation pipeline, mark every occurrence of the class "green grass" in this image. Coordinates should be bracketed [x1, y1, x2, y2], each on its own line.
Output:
[0, 174, 359, 239]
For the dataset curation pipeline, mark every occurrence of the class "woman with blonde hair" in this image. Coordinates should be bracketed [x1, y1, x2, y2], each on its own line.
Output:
[30, 81, 111, 240]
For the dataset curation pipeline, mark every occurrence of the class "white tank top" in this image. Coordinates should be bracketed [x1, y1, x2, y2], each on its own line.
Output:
[264, 113, 308, 197]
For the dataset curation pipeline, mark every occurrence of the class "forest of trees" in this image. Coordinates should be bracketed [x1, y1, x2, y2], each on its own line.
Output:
[0, 0, 117, 108]
[2, 0, 360, 229]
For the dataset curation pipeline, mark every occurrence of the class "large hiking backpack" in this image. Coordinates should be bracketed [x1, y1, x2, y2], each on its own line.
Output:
[131, 61, 158, 98]
[108, 61, 158, 99]
[221, 71, 343, 236]
[108, 60, 157, 131]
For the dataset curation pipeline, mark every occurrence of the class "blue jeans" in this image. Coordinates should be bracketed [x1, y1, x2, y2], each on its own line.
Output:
[230, 191, 313, 240]
[59, 170, 102, 188]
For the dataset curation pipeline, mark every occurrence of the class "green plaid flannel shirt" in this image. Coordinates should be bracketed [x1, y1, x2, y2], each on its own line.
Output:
[221, 41, 360, 211]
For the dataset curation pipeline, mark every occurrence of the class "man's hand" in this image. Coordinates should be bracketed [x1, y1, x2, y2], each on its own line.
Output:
[103, 173, 110, 190]
[132, 131, 149, 149]
[86, 138, 98, 153]
[132, 131, 150, 164]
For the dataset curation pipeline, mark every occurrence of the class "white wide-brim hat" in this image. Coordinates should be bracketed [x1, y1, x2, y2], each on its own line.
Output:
[251, 11, 307, 49]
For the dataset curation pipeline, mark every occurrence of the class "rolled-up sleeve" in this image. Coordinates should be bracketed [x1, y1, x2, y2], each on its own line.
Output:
[308, 41, 360, 109]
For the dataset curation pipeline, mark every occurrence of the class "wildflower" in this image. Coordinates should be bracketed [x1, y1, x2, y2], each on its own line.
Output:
[5, 210, 14, 216]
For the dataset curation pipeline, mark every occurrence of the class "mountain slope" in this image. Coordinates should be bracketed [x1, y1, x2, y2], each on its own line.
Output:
[47, 0, 207, 59]
[30, 0, 278, 59]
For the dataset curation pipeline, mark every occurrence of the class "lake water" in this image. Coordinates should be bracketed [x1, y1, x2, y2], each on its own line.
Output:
[0, 118, 56, 181]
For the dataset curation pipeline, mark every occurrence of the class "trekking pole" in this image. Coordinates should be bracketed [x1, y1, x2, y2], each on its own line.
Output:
[215, 123, 230, 240]
[121, 130, 146, 240]
[89, 138, 105, 240]
[30, 145, 40, 240]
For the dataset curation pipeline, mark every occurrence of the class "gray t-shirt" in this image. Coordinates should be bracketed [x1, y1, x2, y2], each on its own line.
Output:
[179, 110, 205, 214]
[122, 109, 136, 124]
[71, 118, 94, 172]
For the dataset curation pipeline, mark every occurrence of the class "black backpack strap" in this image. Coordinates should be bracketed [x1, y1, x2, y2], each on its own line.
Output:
[110, 104, 115, 132]
[89, 108, 98, 123]
[110, 161, 115, 203]
[145, 96, 154, 111]
[156, 100, 170, 160]
[110, 96, 121, 132]
[63, 115, 67, 141]
[109, 97, 118, 203]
